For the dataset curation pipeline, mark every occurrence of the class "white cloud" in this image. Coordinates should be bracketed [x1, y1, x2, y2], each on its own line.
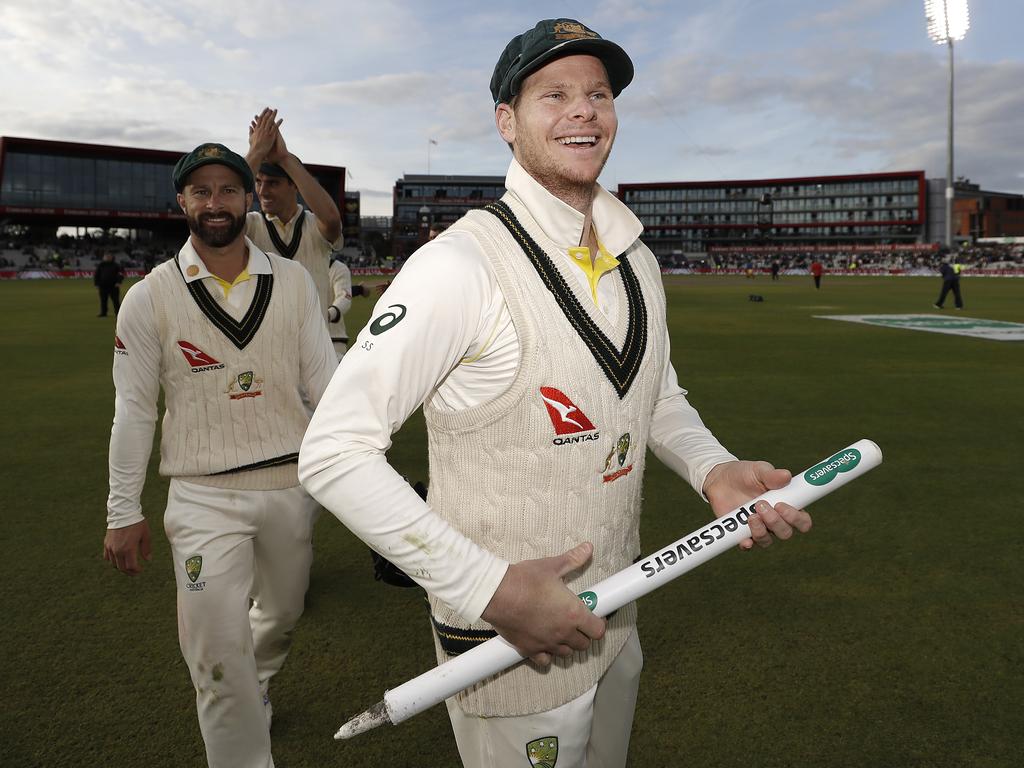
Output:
[2, 0, 1022, 217]
[300, 73, 438, 107]
[798, 0, 904, 29]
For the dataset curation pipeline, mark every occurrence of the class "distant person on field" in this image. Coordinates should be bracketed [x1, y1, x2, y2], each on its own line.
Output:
[810, 259, 824, 290]
[934, 258, 964, 309]
[770, 259, 780, 281]
[245, 107, 343, 333]
[94, 251, 123, 317]
[102, 142, 337, 768]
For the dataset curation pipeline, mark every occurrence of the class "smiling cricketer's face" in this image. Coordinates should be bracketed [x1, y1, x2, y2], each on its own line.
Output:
[177, 164, 251, 248]
[496, 54, 617, 211]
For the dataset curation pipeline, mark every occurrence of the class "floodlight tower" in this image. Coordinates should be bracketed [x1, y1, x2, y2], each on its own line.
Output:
[924, 0, 970, 249]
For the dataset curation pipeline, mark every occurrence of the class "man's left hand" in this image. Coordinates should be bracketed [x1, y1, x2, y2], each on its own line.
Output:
[702, 460, 812, 550]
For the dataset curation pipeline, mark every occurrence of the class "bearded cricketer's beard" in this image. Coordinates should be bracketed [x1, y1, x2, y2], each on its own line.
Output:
[187, 211, 246, 248]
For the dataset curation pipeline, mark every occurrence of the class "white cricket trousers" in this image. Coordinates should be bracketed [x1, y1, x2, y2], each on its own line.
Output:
[446, 630, 643, 768]
[164, 479, 319, 768]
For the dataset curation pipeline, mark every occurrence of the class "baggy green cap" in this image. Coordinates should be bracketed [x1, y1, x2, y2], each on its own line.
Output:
[490, 18, 634, 106]
[173, 143, 254, 193]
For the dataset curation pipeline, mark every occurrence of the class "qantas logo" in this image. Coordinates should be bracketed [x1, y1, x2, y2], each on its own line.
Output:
[540, 387, 599, 445]
[114, 336, 128, 356]
[177, 340, 226, 373]
[540, 387, 595, 434]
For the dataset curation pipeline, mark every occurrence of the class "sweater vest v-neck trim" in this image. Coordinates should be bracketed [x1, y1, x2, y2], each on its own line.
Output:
[176, 257, 273, 351]
[262, 209, 306, 259]
[484, 199, 647, 398]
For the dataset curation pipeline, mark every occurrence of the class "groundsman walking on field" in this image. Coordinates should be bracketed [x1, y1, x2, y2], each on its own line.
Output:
[299, 18, 813, 768]
[103, 143, 336, 768]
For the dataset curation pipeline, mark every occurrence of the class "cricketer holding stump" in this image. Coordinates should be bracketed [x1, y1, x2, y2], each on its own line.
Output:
[103, 143, 336, 767]
[300, 19, 812, 767]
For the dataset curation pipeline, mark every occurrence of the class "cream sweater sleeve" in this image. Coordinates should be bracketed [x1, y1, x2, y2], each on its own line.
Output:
[647, 326, 738, 499]
[106, 280, 161, 528]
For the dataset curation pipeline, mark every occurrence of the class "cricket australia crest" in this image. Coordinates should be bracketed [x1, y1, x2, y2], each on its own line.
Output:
[185, 555, 203, 583]
[227, 370, 264, 400]
[602, 432, 634, 483]
[526, 736, 558, 768]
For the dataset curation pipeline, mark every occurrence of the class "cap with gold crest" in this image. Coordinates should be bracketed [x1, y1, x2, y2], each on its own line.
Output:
[172, 143, 254, 193]
[490, 18, 634, 106]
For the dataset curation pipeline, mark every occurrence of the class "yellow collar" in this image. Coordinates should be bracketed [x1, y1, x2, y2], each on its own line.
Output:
[209, 267, 252, 299]
[567, 241, 620, 304]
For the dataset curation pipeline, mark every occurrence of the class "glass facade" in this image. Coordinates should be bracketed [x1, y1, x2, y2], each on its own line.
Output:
[1, 150, 178, 212]
[393, 175, 506, 259]
[619, 174, 926, 256]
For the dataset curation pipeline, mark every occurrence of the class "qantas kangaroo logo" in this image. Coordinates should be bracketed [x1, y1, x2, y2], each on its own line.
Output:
[540, 387, 596, 436]
[177, 340, 225, 373]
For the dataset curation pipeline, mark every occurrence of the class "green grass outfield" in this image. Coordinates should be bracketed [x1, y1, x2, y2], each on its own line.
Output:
[1, 274, 1021, 767]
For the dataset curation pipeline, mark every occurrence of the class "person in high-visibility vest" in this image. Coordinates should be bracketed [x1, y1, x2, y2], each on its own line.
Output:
[934, 258, 964, 309]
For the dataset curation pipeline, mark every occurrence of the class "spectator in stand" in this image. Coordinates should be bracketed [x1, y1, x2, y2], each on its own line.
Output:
[94, 251, 124, 317]
[810, 259, 824, 290]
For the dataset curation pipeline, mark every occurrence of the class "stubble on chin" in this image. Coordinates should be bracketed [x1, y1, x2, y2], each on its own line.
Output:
[519, 147, 607, 213]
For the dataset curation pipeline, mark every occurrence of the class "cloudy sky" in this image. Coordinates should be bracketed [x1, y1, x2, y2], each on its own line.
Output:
[2, 0, 1021, 215]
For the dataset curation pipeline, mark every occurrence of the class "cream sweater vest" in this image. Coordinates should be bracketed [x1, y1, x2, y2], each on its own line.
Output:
[423, 195, 667, 716]
[146, 254, 311, 490]
[246, 209, 332, 322]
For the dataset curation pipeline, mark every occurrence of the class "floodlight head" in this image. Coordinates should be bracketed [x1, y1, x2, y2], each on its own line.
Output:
[924, 0, 970, 43]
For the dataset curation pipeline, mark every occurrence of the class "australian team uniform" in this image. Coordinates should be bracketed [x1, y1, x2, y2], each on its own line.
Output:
[299, 159, 736, 768]
[245, 207, 342, 327]
[107, 239, 336, 768]
[327, 258, 353, 360]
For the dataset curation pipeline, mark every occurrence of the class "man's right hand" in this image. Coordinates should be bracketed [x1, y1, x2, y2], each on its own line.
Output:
[103, 520, 152, 576]
[480, 542, 606, 666]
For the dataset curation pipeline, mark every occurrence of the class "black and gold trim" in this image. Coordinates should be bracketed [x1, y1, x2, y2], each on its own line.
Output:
[485, 200, 647, 398]
[263, 209, 306, 259]
[212, 453, 299, 475]
[177, 257, 273, 350]
[431, 615, 497, 656]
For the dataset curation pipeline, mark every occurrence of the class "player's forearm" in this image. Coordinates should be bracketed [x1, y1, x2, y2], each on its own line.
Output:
[107, 413, 157, 528]
[330, 293, 352, 318]
[648, 393, 737, 499]
[298, 447, 508, 623]
[279, 155, 342, 239]
[244, 144, 265, 176]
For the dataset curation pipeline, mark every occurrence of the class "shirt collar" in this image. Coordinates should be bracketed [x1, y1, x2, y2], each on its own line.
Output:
[265, 205, 304, 228]
[178, 237, 273, 283]
[503, 157, 642, 256]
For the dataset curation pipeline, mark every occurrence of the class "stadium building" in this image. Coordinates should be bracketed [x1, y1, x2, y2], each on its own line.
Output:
[952, 180, 1024, 240]
[0, 136, 346, 241]
[617, 171, 931, 262]
[392, 173, 505, 260]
